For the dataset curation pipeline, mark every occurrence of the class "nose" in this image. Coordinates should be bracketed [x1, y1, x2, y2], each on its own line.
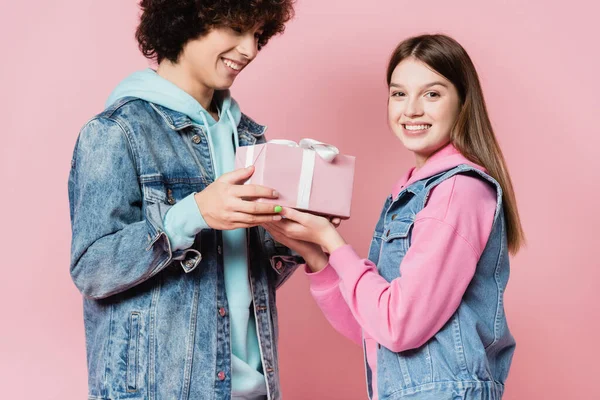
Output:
[237, 33, 258, 61]
[404, 96, 424, 118]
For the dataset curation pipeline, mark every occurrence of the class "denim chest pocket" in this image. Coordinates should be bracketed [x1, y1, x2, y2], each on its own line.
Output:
[377, 218, 413, 281]
[141, 175, 206, 206]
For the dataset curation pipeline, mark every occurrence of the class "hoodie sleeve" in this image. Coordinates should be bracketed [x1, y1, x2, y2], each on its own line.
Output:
[305, 264, 363, 345]
[325, 175, 497, 352]
[163, 194, 211, 251]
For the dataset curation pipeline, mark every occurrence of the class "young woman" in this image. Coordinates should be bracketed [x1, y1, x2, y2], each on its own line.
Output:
[68, 1, 307, 399]
[265, 34, 524, 399]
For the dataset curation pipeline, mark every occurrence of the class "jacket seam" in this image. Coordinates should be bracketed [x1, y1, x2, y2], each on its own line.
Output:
[413, 216, 480, 258]
[382, 379, 505, 400]
[105, 116, 141, 177]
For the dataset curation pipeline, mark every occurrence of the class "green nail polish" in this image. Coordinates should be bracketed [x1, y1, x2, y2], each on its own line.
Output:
[274, 206, 283, 213]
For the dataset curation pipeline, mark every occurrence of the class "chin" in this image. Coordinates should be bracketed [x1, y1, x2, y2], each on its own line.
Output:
[406, 142, 443, 160]
[400, 137, 429, 151]
[213, 82, 234, 90]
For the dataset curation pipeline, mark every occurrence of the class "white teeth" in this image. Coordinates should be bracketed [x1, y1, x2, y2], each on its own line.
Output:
[223, 59, 241, 70]
[404, 124, 431, 131]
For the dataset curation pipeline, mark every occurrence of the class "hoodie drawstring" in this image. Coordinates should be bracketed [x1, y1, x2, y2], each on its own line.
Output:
[199, 108, 240, 179]
[199, 111, 220, 177]
[227, 109, 241, 151]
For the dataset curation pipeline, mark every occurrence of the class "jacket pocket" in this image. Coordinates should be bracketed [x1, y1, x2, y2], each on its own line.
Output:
[127, 312, 141, 392]
[141, 176, 205, 206]
[377, 218, 413, 281]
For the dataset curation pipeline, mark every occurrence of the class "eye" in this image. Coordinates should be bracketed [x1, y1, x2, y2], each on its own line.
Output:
[256, 34, 265, 51]
[390, 91, 406, 97]
[425, 91, 440, 98]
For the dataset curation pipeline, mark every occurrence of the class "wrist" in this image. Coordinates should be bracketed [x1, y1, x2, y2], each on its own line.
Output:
[193, 191, 213, 228]
[193, 191, 203, 205]
[321, 226, 346, 255]
[304, 249, 329, 273]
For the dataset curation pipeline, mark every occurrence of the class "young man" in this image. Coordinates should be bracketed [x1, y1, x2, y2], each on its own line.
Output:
[68, 1, 323, 399]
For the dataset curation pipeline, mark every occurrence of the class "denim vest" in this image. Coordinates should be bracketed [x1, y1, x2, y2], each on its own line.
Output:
[365, 165, 515, 400]
[68, 97, 302, 400]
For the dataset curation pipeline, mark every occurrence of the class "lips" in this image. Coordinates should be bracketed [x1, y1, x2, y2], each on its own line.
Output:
[402, 123, 432, 131]
[401, 123, 432, 136]
[221, 57, 245, 72]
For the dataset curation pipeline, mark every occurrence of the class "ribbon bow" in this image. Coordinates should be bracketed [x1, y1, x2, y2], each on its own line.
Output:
[267, 138, 339, 162]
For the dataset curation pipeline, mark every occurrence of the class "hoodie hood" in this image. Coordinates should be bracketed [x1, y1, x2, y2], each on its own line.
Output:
[106, 68, 243, 178]
[105, 68, 241, 127]
[392, 143, 487, 198]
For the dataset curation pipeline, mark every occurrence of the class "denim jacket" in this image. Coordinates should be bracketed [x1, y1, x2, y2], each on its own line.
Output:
[366, 165, 515, 400]
[68, 97, 302, 400]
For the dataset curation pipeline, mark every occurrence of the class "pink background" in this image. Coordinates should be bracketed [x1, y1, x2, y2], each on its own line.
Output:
[2, 0, 599, 398]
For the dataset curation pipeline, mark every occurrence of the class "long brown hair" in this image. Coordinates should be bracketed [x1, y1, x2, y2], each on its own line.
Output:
[387, 34, 525, 254]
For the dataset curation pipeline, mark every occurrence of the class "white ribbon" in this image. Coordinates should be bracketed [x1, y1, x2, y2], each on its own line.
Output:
[266, 139, 340, 162]
[244, 138, 339, 209]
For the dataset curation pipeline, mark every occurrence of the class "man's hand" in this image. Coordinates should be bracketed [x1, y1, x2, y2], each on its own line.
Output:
[195, 166, 283, 230]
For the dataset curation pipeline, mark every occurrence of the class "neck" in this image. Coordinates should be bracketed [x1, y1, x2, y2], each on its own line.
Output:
[157, 60, 214, 112]
[414, 141, 452, 169]
[414, 150, 430, 169]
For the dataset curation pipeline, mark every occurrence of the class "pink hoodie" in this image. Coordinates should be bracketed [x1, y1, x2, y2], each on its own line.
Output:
[305, 144, 497, 399]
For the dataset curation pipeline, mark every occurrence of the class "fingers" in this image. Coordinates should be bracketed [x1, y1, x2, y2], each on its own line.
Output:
[266, 218, 305, 240]
[279, 207, 310, 224]
[262, 222, 275, 231]
[330, 217, 341, 227]
[219, 166, 255, 184]
[218, 167, 279, 199]
[262, 222, 286, 237]
[232, 184, 279, 199]
[280, 207, 331, 227]
[229, 212, 282, 226]
[264, 219, 291, 233]
[234, 199, 283, 215]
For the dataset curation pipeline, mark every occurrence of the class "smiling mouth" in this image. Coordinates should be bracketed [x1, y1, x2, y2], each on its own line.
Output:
[222, 58, 243, 71]
[403, 124, 432, 132]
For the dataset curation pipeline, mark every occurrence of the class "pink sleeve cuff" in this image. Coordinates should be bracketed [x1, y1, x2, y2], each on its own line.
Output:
[305, 263, 340, 292]
[328, 244, 373, 282]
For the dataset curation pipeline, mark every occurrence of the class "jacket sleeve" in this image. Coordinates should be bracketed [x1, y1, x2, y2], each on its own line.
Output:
[68, 117, 200, 299]
[256, 226, 304, 290]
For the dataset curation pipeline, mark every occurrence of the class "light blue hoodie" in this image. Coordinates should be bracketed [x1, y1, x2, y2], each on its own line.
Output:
[107, 68, 267, 399]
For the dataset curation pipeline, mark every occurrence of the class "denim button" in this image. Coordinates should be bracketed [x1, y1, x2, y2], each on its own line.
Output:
[386, 229, 390, 236]
[167, 189, 175, 205]
[391, 214, 397, 220]
[192, 134, 201, 144]
[184, 259, 195, 268]
[217, 371, 226, 380]
[219, 307, 226, 317]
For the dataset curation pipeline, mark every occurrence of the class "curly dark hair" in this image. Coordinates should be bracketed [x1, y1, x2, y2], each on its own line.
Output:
[135, 0, 295, 63]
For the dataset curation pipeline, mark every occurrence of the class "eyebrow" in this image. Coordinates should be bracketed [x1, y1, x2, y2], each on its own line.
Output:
[389, 81, 449, 89]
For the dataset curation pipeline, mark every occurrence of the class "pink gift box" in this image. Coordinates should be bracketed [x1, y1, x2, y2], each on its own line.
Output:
[235, 142, 355, 219]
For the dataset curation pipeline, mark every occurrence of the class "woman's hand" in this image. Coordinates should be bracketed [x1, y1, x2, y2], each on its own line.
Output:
[262, 222, 329, 272]
[195, 166, 283, 230]
[269, 207, 347, 255]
